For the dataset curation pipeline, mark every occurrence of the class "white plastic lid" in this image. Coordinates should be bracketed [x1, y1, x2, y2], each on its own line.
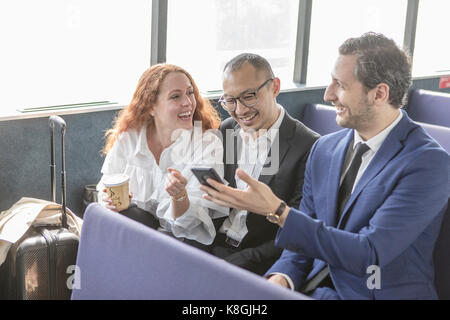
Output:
[102, 173, 130, 187]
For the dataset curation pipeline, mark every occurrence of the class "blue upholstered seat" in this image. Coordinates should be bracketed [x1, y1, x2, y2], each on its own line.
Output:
[434, 199, 450, 300]
[417, 121, 450, 300]
[301, 104, 341, 135]
[406, 89, 450, 127]
[71, 203, 307, 300]
[417, 121, 450, 152]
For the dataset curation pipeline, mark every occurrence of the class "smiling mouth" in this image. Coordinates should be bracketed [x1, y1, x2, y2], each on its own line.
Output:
[335, 105, 346, 114]
[238, 113, 258, 122]
[178, 111, 192, 120]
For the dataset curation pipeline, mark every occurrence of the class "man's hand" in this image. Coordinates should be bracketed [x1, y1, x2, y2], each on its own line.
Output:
[200, 168, 281, 215]
[267, 274, 290, 289]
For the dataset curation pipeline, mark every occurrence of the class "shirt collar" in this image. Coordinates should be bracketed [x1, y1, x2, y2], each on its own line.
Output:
[353, 110, 403, 153]
[135, 126, 149, 156]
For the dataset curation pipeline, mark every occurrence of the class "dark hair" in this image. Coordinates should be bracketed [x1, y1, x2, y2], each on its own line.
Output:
[223, 53, 275, 79]
[339, 32, 412, 108]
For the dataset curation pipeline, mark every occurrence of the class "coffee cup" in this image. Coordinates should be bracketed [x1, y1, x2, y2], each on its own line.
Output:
[103, 174, 130, 211]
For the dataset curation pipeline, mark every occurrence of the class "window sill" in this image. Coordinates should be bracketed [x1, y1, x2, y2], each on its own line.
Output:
[5, 73, 447, 122]
[0, 103, 125, 122]
[0, 84, 328, 122]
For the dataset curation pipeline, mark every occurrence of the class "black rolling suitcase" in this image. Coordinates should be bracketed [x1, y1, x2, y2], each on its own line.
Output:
[0, 116, 79, 300]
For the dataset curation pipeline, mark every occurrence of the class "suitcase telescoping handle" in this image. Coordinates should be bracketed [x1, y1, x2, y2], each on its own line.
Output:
[49, 115, 68, 229]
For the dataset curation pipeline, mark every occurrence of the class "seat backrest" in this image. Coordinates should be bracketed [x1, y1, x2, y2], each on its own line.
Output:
[301, 104, 342, 135]
[417, 121, 450, 153]
[407, 89, 450, 127]
[434, 200, 450, 300]
[414, 121, 450, 299]
[71, 203, 307, 300]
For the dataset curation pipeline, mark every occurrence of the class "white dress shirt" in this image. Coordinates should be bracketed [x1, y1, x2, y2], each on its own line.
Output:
[97, 126, 228, 245]
[219, 106, 285, 243]
[340, 111, 403, 190]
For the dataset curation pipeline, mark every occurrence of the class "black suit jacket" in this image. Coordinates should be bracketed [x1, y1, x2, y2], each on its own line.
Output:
[213, 111, 319, 274]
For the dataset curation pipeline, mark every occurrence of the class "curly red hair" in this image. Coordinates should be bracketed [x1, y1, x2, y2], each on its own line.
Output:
[103, 64, 221, 154]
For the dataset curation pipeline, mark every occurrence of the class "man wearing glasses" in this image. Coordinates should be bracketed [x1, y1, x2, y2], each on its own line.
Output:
[210, 53, 319, 275]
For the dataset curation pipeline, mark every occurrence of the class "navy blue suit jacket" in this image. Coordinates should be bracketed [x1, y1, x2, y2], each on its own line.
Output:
[267, 110, 450, 299]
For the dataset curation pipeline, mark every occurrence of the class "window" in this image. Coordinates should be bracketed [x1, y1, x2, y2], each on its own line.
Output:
[166, 0, 299, 93]
[307, 0, 407, 86]
[413, 0, 450, 77]
[0, 0, 151, 114]
[2, 1, 447, 117]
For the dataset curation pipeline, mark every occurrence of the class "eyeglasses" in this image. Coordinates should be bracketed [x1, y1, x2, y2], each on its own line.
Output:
[218, 78, 274, 112]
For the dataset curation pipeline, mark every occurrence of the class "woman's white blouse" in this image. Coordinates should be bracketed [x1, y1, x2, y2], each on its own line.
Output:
[97, 126, 228, 245]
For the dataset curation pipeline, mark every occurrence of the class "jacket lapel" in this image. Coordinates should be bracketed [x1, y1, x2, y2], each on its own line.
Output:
[226, 113, 295, 187]
[327, 130, 354, 227]
[259, 113, 295, 186]
[224, 123, 241, 187]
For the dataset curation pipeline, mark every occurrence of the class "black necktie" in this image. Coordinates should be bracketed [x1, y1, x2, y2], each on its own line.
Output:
[337, 142, 370, 218]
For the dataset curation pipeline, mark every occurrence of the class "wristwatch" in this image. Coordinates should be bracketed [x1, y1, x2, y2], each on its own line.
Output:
[266, 201, 287, 224]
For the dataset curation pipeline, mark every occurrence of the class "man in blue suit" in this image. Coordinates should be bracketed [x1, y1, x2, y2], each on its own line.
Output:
[201, 32, 450, 299]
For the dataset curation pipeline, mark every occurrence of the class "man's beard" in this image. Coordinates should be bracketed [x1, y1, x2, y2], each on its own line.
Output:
[337, 97, 375, 132]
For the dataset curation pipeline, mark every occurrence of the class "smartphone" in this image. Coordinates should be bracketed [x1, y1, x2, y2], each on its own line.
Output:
[191, 167, 224, 191]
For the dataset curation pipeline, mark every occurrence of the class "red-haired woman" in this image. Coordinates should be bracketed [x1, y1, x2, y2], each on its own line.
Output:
[97, 64, 228, 247]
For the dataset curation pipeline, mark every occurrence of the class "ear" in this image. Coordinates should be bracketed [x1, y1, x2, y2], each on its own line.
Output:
[373, 83, 390, 105]
[272, 77, 281, 97]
